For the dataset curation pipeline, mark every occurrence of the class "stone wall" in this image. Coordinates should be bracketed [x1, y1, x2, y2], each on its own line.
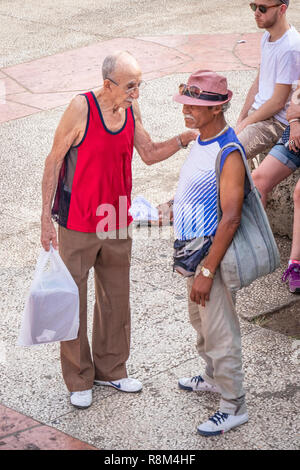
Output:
[266, 170, 300, 239]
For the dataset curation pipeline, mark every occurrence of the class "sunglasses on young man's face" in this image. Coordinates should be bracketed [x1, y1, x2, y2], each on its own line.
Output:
[249, 2, 282, 14]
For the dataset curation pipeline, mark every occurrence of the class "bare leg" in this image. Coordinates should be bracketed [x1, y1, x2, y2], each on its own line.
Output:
[252, 154, 293, 207]
[290, 179, 300, 260]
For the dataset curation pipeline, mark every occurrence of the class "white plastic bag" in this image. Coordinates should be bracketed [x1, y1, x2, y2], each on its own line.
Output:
[129, 196, 159, 223]
[17, 246, 79, 346]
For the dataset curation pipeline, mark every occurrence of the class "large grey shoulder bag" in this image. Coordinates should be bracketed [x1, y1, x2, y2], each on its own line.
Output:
[215, 142, 280, 292]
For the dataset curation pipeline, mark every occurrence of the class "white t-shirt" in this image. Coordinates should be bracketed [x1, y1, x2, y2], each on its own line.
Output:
[253, 25, 300, 125]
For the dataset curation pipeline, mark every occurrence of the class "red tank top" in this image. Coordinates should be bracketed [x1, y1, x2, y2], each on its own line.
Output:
[52, 91, 135, 233]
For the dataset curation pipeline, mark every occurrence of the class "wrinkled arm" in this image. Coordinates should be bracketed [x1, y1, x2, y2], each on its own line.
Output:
[203, 151, 245, 273]
[236, 82, 291, 135]
[41, 96, 86, 250]
[243, 83, 291, 124]
[190, 151, 245, 306]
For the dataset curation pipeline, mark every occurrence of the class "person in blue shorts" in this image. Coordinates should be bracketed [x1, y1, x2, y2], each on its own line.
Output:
[252, 84, 300, 293]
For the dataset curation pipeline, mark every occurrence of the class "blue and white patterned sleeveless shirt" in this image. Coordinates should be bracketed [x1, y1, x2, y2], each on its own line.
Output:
[173, 127, 244, 241]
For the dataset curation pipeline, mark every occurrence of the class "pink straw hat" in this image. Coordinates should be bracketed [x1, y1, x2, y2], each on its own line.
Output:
[173, 69, 233, 106]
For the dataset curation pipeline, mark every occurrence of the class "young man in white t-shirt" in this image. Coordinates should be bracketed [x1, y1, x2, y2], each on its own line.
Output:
[156, 1, 300, 227]
[236, 0, 300, 161]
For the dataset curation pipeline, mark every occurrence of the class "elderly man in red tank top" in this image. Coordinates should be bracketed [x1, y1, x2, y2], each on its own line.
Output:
[40, 51, 197, 409]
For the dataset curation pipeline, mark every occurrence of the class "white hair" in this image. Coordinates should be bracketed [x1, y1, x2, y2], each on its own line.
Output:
[102, 54, 118, 81]
[209, 102, 231, 114]
[102, 51, 137, 81]
[222, 102, 231, 113]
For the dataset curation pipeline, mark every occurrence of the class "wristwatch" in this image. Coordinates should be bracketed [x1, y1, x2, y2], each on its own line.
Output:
[200, 266, 215, 279]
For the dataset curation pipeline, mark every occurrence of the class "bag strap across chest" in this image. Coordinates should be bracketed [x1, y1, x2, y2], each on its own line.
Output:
[215, 142, 252, 221]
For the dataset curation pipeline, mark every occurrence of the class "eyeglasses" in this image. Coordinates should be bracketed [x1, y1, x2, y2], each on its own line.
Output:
[249, 2, 282, 14]
[179, 84, 228, 102]
[107, 77, 146, 94]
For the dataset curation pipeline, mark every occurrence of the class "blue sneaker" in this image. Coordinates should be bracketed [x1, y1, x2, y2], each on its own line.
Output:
[178, 375, 218, 392]
[197, 410, 248, 436]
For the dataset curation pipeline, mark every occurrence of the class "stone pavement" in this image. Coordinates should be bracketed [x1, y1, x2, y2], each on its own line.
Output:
[0, 32, 261, 123]
[0, 1, 299, 451]
[0, 404, 96, 450]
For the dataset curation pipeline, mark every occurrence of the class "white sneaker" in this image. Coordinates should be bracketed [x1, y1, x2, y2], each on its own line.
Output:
[94, 377, 142, 393]
[197, 411, 249, 436]
[70, 389, 92, 409]
[178, 375, 219, 393]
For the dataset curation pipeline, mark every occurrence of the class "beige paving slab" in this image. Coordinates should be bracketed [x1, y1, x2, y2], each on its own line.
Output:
[0, 73, 26, 96]
[0, 260, 193, 423]
[0, 213, 39, 241]
[0, 404, 96, 450]
[1, 1, 300, 70]
[5, 91, 80, 112]
[0, 13, 97, 69]
[43, 326, 298, 450]
[236, 237, 296, 320]
[0, 235, 253, 428]
[1, 38, 188, 95]
[0, 100, 39, 123]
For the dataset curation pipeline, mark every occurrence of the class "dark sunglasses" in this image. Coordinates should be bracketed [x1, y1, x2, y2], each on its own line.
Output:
[249, 2, 282, 14]
[179, 84, 228, 102]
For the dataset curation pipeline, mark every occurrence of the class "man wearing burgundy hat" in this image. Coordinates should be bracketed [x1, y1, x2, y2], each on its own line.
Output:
[173, 70, 249, 436]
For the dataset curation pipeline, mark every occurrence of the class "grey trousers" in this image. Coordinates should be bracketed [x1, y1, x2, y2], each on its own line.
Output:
[187, 267, 247, 416]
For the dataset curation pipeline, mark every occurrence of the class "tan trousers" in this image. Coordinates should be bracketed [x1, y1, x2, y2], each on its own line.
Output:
[238, 107, 286, 161]
[187, 267, 247, 416]
[58, 226, 132, 392]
